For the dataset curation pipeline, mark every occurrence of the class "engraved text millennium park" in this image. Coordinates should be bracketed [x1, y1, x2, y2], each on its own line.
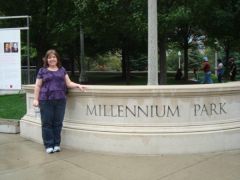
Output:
[86, 103, 227, 118]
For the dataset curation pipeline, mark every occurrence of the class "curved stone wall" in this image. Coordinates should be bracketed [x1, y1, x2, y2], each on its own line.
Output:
[20, 82, 240, 154]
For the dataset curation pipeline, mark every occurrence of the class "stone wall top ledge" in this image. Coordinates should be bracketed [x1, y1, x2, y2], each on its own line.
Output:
[22, 82, 240, 96]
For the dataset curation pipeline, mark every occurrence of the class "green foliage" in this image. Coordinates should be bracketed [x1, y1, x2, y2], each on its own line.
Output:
[0, 0, 80, 66]
[188, 49, 203, 70]
[166, 48, 202, 71]
[166, 50, 180, 71]
[21, 45, 38, 66]
[74, 0, 147, 55]
[88, 52, 121, 71]
[0, 0, 240, 82]
[129, 56, 147, 71]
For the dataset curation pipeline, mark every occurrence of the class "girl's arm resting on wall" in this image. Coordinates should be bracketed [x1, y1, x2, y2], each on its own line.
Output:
[65, 74, 86, 91]
[33, 79, 42, 107]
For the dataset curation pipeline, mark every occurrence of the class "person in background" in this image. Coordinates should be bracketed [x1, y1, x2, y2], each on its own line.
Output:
[229, 57, 237, 81]
[33, 49, 87, 154]
[202, 56, 213, 84]
[175, 68, 183, 80]
[217, 59, 224, 83]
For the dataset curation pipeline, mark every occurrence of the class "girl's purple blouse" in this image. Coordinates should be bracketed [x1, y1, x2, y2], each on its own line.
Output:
[37, 67, 67, 100]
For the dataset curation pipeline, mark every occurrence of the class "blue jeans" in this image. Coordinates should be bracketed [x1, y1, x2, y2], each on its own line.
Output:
[39, 99, 66, 148]
[217, 73, 223, 83]
[203, 71, 213, 84]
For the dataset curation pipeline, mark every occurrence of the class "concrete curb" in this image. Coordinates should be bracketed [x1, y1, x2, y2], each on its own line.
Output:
[0, 118, 20, 134]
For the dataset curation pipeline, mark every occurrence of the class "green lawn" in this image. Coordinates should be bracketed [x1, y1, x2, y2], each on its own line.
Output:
[0, 94, 26, 120]
[72, 71, 201, 85]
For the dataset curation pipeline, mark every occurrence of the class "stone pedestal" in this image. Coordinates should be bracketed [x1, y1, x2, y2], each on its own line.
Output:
[21, 82, 240, 154]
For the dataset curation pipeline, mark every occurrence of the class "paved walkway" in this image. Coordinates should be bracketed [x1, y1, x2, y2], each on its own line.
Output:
[0, 133, 240, 180]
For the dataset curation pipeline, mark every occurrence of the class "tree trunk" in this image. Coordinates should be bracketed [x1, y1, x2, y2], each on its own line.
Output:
[35, 1, 50, 74]
[36, 47, 45, 73]
[224, 40, 230, 77]
[224, 40, 230, 61]
[69, 54, 75, 76]
[121, 47, 130, 84]
[159, 37, 167, 85]
[183, 36, 189, 80]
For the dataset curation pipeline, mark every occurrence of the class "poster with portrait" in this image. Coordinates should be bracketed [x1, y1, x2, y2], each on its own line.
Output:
[0, 29, 21, 90]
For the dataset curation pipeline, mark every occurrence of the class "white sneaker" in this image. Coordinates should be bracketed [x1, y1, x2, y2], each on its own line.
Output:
[46, 147, 54, 154]
[53, 146, 61, 152]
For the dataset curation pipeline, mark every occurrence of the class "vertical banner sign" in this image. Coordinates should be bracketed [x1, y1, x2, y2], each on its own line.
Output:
[0, 29, 21, 90]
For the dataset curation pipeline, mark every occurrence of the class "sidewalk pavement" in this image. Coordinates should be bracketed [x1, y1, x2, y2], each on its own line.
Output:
[0, 133, 240, 180]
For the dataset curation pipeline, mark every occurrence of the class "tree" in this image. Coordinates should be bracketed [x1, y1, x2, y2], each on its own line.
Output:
[0, 0, 79, 74]
[157, 0, 201, 82]
[194, 0, 240, 73]
[74, 0, 147, 83]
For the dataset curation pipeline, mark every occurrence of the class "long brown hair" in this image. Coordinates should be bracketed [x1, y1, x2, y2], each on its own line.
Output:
[42, 49, 62, 68]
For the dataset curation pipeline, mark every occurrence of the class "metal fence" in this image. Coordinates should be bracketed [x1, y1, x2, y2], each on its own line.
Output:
[21, 67, 36, 84]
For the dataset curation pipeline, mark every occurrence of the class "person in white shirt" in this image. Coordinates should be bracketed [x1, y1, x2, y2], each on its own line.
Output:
[217, 59, 224, 83]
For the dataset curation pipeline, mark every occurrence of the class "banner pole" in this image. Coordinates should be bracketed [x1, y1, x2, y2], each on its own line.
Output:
[27, 16, 30, 84]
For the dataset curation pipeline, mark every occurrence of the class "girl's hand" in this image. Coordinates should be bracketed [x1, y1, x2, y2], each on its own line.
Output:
[33, 99, 39, 107]
[77, 84, 87, 92]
